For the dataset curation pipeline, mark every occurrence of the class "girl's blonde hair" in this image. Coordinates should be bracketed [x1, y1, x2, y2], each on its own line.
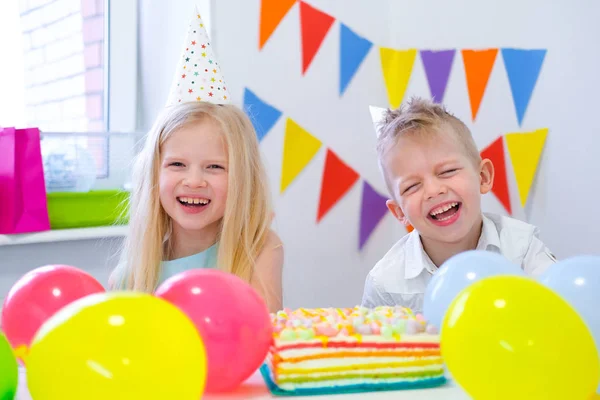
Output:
[117, 102, 272, 292]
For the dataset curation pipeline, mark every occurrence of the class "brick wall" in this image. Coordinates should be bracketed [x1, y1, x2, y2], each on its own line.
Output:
[20, 0, 107, 177]
[20, 0, 105, 132]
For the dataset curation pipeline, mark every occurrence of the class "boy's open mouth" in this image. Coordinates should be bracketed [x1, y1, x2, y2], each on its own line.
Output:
[177, 197, 211, 207]
[428, 202, 461, 221]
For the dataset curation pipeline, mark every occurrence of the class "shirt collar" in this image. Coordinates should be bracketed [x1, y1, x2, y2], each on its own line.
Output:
[405, 230, 437, 279]
[478, 213, 501, 252]
[404, 214, 501, 280]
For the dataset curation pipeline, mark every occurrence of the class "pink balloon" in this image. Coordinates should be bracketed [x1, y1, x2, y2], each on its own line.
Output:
[155, 269, 272, 393]
[1, 265, 105, 350]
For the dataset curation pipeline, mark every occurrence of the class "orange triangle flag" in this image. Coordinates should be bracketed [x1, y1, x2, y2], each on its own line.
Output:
[300, 1, 335, 74]
[481, 136, 512, 215]
[505, 128, 548, 207]
[259, 0, 297, 50]
[462, 49, 498, 121]
[317, 149, 359, 222]
[280, 118, 322, 193]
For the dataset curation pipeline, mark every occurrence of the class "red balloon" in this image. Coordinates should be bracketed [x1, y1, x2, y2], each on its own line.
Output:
[1, 265, 105, 350]
[155, 269, 272, 393]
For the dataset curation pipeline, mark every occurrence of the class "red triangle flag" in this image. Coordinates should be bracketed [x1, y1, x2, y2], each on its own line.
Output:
[259, 0, 297, 50]
[481, 136, 512, 215]
[317, 149, 359, 222]
[300, 1, 335, 74]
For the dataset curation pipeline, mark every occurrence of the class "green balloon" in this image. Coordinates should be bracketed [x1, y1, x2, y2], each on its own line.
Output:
[0, 333, 18, 400]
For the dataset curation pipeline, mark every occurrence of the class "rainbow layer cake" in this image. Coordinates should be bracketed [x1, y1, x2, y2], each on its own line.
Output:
[260, 306, 447, 396]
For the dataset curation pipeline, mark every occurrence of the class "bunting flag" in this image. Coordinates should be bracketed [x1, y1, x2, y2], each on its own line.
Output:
[317, 149, 359, 222]
[340, 24, 373, 96]
[243, 88, 282, 142]
[462, 48, 498, 121]
[259, 0, 297, 50]
[359, 181, 389, 250]
[280, 118, 322, 193]
[379, 47, 417, 109]
[339, 23, 373, 95]
[420, 49, 456, 104]
[480, 136, 511, 215]
[505, 128, 548, 207]
[299, 1, 335, 74]
[502, 48, 547, 126]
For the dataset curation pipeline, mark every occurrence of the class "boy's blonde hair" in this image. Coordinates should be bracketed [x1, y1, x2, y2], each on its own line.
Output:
[116, 101, 272, 292]
[376, 97, 481, 194]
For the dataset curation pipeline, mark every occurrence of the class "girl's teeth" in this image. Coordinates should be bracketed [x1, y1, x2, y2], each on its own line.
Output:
[179, 197, 209, 205]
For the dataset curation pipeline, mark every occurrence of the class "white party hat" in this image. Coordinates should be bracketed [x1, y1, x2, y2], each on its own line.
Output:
[166, 6, 231, 106]
[369, 105, 387, 138]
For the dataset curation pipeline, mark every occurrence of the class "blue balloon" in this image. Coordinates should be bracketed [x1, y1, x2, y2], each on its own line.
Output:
[539, 255, 600, 394]
[423, 250, 525, 329]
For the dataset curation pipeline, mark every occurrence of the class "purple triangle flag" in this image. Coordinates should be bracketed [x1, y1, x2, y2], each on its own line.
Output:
[420, 49, 456, 103]
[359, 181, 389, 250]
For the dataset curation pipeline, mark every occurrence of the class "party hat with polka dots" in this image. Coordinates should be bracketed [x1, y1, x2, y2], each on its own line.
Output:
[166, 6, 230, 106]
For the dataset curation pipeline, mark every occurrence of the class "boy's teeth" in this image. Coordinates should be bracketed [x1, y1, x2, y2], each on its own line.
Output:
[430, 202, 458, 216]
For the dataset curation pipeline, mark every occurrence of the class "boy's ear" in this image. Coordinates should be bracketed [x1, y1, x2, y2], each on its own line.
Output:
[479, 158, 494, 194]
[386, 199, 410, 226]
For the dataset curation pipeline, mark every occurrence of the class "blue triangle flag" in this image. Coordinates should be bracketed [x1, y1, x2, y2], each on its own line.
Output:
[340, 24, 373, 95]
[243, 88, 282, 142]
[502, 48, 546, 126]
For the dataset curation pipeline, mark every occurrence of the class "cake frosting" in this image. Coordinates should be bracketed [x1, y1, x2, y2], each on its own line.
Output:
[260, 306, 447, 396]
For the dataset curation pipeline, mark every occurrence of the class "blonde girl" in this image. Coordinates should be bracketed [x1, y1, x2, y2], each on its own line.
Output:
[109, 101, 283, 312]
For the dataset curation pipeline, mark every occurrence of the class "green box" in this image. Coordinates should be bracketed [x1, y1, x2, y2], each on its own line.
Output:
[46, 190, 130, 229]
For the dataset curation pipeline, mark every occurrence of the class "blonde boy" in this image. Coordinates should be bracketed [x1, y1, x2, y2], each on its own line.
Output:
[361, 97, 556, 312]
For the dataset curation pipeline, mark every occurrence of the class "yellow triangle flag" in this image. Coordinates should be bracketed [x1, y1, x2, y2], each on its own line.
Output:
[280, 118, 322, 193]
[505, 128, 548, 207]
[379, 47, 417, 109]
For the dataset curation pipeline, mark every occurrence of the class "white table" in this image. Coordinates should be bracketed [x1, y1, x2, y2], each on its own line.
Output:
[16, 367, 470, 399]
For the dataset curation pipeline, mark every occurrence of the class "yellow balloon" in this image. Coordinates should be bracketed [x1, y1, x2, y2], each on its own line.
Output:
[26, 292, 206, 400]
[441, 275, 599, 400]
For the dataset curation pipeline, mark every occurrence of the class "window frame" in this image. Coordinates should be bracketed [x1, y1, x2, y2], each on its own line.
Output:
[105, 0, 138, 133]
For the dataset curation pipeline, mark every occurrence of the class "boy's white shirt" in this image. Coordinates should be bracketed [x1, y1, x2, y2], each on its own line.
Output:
[361, 212, 556, 313]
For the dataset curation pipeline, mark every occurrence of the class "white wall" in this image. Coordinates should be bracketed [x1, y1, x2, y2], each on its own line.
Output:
[139, 0, 600, 308]
[0, 238, 121, 305]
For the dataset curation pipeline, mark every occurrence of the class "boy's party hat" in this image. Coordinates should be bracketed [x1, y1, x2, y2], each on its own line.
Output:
[166, 6, 231, 107]
[368, 105, 387, 138]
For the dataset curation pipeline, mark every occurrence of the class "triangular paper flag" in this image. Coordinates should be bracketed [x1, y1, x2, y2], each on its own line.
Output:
[379, 48, 417, 109]
[280, 118, 322, 193]
[481, 136, 512, 215]
[462, 49, 498, 120]
[505, 128, 548, 207]
[502, 48, 546, 126]
[299, 1, 335, 74]
[317, 149, 359, 222]
[259, 0, 297, 50]
[243, 88, 282, 142]
[420, 49, 456, 103]
[166, 7, 230, 106]
[368, 105, 387, 138]
[340, 23, 373, 95]
[359, 181, 389, 250]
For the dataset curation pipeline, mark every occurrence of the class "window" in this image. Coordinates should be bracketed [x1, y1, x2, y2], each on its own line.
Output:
[19, 0, 107, 133]
[0, 0, 138, 190]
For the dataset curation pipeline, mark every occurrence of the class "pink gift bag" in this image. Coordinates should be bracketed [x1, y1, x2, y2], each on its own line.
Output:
[0, 127, 50, 234]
